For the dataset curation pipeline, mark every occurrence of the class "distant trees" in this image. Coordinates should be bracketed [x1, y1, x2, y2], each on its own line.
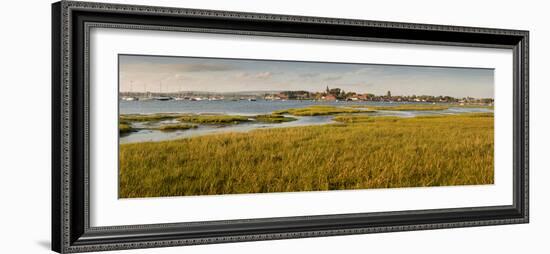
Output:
[264, 86, 493, 104]
[344, 92, 357, 98]
[279, 90, 310, 100]
[480, 98, 494, 104]
[325, 87, 354, 99]
[328, 88, 342, 97]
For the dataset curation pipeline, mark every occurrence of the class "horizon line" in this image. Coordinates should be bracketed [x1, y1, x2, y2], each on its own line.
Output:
[118, 90, 494, 99]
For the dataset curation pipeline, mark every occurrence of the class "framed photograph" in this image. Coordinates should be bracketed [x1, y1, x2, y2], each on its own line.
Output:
[52, 1, 529, 253]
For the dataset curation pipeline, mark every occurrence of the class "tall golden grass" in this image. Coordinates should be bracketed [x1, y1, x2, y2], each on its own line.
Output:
[119, 113, 494, 198]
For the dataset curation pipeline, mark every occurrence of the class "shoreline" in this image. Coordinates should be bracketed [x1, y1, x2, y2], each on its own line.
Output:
[119, 104, 494, 144]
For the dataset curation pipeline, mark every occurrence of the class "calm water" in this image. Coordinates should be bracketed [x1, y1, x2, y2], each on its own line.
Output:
[119, 100, 493, 144]
[121, 100, 426, 115]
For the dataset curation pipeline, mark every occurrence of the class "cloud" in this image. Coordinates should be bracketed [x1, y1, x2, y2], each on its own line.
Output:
[254, 72, 273, 79]
[235, 71, 273, 79]
[164, 73, 193, 82]
[121, 63, 238, 74]
[356, 82, 374, 88]
[353, 67, 379, 74]
[233, 73, 246, 78]
[332, 82, 374, 88]
[173, 63, 237, 72]
[323, 75, 343, 81]
[299, 73, 320, 78]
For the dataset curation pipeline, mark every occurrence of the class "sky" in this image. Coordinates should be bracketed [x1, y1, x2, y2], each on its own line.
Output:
[119, 54, 494, 98]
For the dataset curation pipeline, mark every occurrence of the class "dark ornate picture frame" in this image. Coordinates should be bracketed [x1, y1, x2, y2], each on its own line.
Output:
[51, 1, 529, 253]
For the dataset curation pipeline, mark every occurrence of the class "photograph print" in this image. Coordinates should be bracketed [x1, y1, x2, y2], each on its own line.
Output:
[118, 54, 495, 198]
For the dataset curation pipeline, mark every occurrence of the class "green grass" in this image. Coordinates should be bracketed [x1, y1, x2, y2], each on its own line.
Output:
[417, 112, 494, 119]
[119, 113, 494, 198]
[334, 113, 494, 124]
[254, 114, 297, 123]
[349, 104, 494, 110]
[177, 114, 250, 124]
[365, 105, 449, 111]
[155, 124, 198, 132]
[119, 123, 134, 134]
[452, 104, 494, 109]
[273, 105, 363, 116]
[333, 115, 401, 123]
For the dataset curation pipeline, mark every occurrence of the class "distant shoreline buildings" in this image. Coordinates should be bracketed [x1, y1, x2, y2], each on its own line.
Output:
[120, 86, 494, 105]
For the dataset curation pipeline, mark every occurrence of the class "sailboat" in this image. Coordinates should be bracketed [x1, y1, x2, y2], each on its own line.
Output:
[121, 81, 138, 101]
[153, 81, 173, 101]
[121, 96, 137, 101]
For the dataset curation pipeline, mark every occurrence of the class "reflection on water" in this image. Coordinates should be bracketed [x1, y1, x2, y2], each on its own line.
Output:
[119, 100, 493, 144]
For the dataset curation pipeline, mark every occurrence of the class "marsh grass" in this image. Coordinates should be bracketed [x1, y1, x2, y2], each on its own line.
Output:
[177, 114, 250, 124]
[156, 124, 198, 131]
[119, 123, 134, 134]
[334, 113, 494, 123]
[453, 104, 494, 109]
[333, 115, 401, 123]
[119, 113, 494, 198]
[349, 104, 493, 111]
[254, 114, 297, 123]
[119, 113, 299, 134]
[365, 105, 449, 111]
[273, 105, 363, 116]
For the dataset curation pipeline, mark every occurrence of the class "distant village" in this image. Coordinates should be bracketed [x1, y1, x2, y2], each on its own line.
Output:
[262, 87, 493, 104]
[120, 86, 494, 105]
